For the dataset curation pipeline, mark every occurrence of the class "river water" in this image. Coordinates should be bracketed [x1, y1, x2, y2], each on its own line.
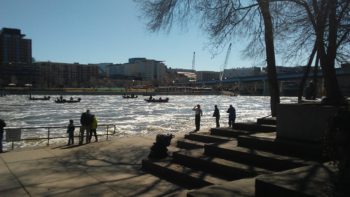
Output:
[0, 95, 296, 150]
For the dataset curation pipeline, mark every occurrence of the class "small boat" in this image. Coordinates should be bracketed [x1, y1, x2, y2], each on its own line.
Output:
[55, 97, 81, 103]
[122, 95, 138, 99]
[29, 96, 51, 100]
[144, 97, 169, 103]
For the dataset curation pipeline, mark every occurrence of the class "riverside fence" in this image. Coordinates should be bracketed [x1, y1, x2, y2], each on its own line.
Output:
[3, 124, 117, 151]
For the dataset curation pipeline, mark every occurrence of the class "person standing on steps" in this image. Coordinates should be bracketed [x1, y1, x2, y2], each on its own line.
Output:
[213, 105, 220, 128]
[0, 118, 6, 153]
[227, 105, 236, 128]
[192, 104, 203, 132]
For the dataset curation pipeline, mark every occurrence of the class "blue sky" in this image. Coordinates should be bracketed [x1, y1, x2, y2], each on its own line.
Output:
[0, 0, 260, 71]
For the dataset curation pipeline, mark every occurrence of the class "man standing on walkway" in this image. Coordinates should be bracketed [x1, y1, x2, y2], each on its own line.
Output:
[89, 115, 98, 143]
[213, 105, 220, 128]
[192, 104, 203, 132]
[0, 118, 6, 153]
[80, 110, 93, 145]
[227, 105, 236, 128]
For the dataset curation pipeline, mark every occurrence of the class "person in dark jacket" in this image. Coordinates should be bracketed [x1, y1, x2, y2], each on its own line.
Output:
[67, 119, 75, 145]
[80, 110, 93, 145]
[227, 105, 236, 128]
[0, 118, 6, 153]
[192, 104, 203, 132]
[213, 105, 220, 128]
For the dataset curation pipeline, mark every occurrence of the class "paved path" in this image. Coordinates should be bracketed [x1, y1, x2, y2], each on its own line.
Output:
[0, 135, 185, 197]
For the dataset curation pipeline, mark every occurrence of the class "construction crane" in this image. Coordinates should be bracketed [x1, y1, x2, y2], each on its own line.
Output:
[219, 43, 232, 82]
[192, 51, 196, 71]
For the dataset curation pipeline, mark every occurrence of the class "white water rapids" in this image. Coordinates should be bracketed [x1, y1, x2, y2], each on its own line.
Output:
[0, 95, 297, 150]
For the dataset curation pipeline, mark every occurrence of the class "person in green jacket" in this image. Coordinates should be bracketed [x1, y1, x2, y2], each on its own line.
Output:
[89, 115, 98, 142]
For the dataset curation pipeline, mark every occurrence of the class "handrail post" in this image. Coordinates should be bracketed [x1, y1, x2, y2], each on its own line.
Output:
[47, 128, 50, 146]
[106, 125, 109, 141]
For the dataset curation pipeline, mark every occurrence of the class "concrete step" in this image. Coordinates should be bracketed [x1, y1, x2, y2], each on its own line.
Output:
[204, 142, 315, 171]
[255, 163, 338, 197]
[176, 139, 205, 150]
[187, 178, 255, 197]
[233, 122, 276, 132]
[172, 149, 273, 180]
[142, 159, 228, 189]
[257, 117, 276, 125]
[237, 135, 324, 161]
[184, 133, 233, 143]
[210, 127, 255, 138]
[163, 190, 188, 197]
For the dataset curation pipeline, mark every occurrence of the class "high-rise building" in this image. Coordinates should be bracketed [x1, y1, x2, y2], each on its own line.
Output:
[0, 28, 32, 64]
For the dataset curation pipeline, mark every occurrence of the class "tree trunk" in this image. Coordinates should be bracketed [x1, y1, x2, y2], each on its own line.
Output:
[298, 43, 317, 103]
[312, 53, 320, 99]
[318, 0, 343, 104]
[257, 0, 280, 116]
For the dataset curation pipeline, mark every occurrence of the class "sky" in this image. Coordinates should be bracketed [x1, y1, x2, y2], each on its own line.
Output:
[0, 0, 260, 71]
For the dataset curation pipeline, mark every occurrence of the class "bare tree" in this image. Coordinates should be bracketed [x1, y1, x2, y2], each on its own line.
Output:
[274, 0, 350, 104]
[136, 0, 280, 116]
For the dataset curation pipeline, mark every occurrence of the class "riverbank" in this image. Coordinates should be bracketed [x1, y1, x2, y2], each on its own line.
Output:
[2, 90, 223, 95]
[0, 132, 190, 196]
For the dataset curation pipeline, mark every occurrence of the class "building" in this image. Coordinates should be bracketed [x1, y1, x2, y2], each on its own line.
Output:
[34, 62, 99, 88]
[196, 71, 220, 81]
[0, 28, 32, 64]
[106, 58, 167, 82]
[0, 63, 38, 87]
[125, 58, 167, 81]
[96, 63, 113, 78]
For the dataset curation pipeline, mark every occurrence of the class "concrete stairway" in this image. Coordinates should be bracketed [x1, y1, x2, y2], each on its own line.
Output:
[173, 149, 273, 179]
[237, 135, 324, 161]
[142, 158, 229, 189]
[142, 119, 323, 196]
[204, 142, 314, 171]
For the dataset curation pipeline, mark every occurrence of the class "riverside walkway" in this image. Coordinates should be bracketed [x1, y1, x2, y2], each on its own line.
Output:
[0, 134, 186, 197]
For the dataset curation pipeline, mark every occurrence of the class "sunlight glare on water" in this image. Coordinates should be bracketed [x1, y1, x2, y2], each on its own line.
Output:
[0, 95, 296, 148]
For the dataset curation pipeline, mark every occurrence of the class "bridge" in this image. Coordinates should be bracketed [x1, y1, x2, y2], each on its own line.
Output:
[196, 68, 350, 96]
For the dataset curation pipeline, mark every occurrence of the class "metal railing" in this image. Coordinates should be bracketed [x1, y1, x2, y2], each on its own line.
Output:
[3, 124, 117, 150]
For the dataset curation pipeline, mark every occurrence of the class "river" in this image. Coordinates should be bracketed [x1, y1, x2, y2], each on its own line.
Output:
[0, 95, 297, 150]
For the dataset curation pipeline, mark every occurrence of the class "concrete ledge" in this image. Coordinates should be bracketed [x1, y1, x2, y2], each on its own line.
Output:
[204, 142, 312, 171]
[237, 135, 324, 161]
[173, 150, 267, 180]
[210, 128, 254, 138]
[233, 123, 276, 132]
[257, 117, 276, 125]
[276, 104, 338, 142]
[142, 159, 228, 189]
[255, 163, 337, 197]
[187, 178, 255, 197]
[184, 133, 232, 143]
[177, 139, 206, 149]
